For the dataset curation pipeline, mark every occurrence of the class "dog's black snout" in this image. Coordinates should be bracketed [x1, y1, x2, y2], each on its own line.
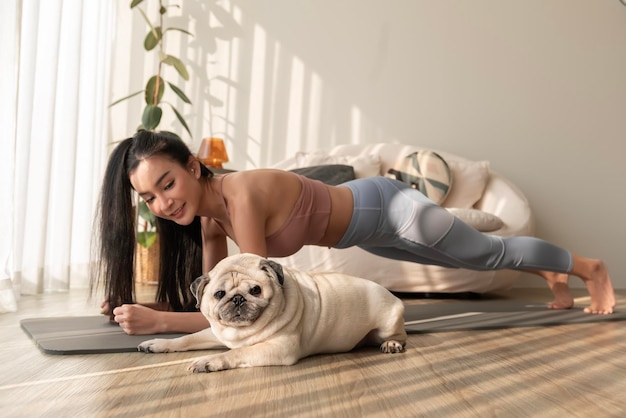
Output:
[231, 294, 246, 307]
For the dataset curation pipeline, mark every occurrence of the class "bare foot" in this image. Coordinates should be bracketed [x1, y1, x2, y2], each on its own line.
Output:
[544, 272, 574, 310]
[580, 259, 615, 315]
[527, 269, 574, 310]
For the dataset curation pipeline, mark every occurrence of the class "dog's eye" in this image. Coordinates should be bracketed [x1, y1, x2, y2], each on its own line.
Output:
[214, 290, 226, 300]
[249, 285, 261, 296]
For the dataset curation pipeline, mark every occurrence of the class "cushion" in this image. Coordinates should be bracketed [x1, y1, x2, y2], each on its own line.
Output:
[290, 164, 356, 185]
[446, 208, 504, 232]
[294, 151, 381, 178]
[385, 151, 452, 204]
[211, 167, 237, 175]
[442, 160, 490, 208]
[212, 165, 356, 186]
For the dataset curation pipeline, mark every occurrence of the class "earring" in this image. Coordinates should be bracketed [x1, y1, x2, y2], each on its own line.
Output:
[191, 169, 195, 174]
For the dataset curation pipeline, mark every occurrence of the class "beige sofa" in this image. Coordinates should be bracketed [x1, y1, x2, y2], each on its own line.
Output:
[271, 142, 535, 294]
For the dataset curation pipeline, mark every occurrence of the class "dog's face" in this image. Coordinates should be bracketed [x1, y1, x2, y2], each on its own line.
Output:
[191, 254, 285, 328]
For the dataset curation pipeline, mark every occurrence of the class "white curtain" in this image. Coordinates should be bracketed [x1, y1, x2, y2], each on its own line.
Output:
[0, 0, 115, 305]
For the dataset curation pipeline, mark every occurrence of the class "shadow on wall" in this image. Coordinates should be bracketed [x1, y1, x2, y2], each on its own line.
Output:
[136, 1, 488, 167]
[141, 0, 624, 173]
[170, 0, 397, 169]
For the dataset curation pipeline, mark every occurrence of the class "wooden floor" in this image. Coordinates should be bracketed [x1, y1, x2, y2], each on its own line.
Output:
[1, 286, 625, 417]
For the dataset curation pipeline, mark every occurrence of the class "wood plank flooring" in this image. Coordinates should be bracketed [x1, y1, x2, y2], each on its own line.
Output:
[1, 287, 625, 417]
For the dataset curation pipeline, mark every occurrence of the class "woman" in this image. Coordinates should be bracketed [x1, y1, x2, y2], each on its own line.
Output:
[91, 131, 615, 335]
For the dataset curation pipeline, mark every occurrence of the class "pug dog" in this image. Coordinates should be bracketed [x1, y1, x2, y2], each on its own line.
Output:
[138, 253, 407, 373]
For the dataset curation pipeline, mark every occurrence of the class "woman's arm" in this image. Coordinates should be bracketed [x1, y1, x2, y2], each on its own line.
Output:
[201, 217, 229, 272]
[229, 195, 269, 256]
[154, 310, 210, 334]
[111, 304, 210, 335]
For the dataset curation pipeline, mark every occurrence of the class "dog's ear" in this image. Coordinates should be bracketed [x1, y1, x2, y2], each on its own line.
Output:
[259, 258, 284, 287]
[191, 275, 210, 308]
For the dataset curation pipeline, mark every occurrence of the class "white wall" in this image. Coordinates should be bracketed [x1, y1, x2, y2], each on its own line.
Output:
[109, 0, 626, 289]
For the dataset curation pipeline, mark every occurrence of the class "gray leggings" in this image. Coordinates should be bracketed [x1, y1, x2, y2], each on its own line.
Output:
[335, 177, 573, 273]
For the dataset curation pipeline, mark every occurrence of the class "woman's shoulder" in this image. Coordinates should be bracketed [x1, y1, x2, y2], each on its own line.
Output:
[223, 168, 298, 184]
[222, 168, 301, 199]
[227, 167, 293, 176]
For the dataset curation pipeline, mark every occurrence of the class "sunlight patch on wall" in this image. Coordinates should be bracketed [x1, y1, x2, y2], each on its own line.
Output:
[264, 37, 282, 168]
[285, 56, 305, 158]
[247, 23, 267, 167]
[305, 72, 322, 152]
[223, 5, 242, 148]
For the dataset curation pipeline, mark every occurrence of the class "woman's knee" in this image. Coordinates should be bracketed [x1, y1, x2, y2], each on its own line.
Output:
[432, 219, 506, 270]
[397, 202, 455, 247]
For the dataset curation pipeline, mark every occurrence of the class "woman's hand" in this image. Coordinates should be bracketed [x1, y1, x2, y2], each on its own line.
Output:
[112, 304, 164, 335]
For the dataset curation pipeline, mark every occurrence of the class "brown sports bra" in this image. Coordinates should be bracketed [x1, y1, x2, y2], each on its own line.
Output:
[214, 173, 332, 257]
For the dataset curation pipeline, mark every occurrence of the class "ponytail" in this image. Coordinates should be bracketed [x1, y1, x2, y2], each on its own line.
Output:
[91, 137, 137, 309]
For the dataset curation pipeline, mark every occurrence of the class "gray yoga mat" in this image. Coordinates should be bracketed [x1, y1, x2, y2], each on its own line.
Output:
[403, 300, 625, 333]
[20, 315, 187, 355]
[21, 301, 624, 354]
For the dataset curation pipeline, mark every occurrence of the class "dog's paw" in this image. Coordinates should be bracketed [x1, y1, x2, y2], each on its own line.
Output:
[188, 356, 225, 373]
[380, 340, 405, 354]
[137, 338, 172, 353]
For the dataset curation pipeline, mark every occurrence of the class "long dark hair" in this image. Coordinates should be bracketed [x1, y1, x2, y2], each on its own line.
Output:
[91, 131, 213, 312]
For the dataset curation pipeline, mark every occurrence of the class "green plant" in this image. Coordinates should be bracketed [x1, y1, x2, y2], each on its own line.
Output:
[112, 0, 194, 248]
[110, 0, 193, 138]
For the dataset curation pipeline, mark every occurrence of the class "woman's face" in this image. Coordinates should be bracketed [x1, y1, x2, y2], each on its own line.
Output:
[129, 154, 201, 225]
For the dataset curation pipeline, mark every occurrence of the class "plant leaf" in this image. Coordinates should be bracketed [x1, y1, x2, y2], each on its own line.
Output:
[161, 55, 189, 80]
[142, 105, 162, 130]
[130, 0, 143, 9]
[164, 27, 193, 37]
[145, 75, 165, 105]
[167, 103, 192, 137]
[167, 82, 191, 104]
[109, 90, 144, 107]
[137, 231, 157, 248]
[138, 200, 156, 227]
[144, 26, 162, 51]
[159, 130, 182, 140]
